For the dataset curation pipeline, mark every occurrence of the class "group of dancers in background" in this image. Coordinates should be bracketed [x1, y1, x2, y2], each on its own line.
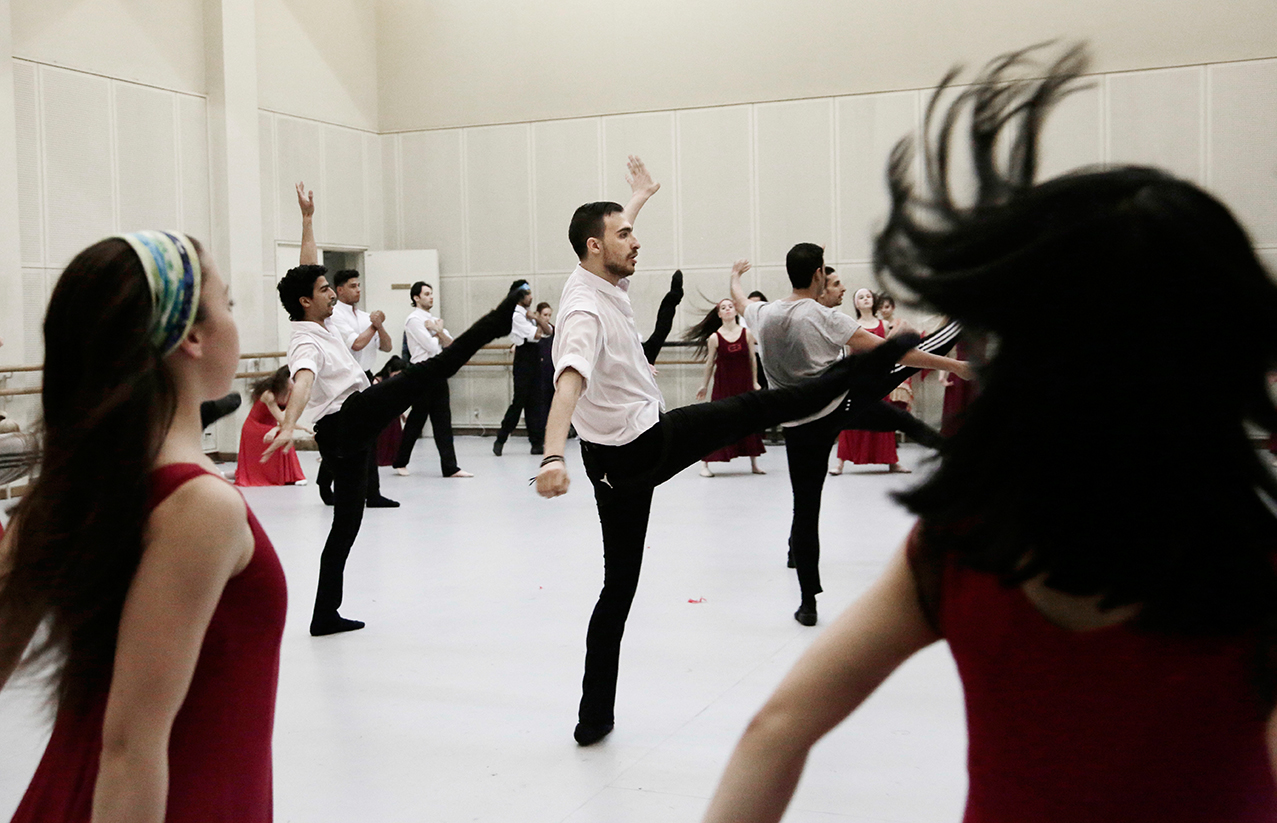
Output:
[2, 44, 1277, 822]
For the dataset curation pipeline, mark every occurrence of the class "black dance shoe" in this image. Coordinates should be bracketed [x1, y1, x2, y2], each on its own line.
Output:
[310, 615, 366, 636]
[366, 495, 400, 508]
[493, 437, 505, 456]
[574, 721, 614, 746]
[319, 484, 334, 506]
[669, 269, 684, 302]
[530, 445, 544, 455]
[794, 599, 817, 627]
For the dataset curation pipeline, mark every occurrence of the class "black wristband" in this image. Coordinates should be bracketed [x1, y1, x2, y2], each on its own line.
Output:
[539, 455, 565, 467]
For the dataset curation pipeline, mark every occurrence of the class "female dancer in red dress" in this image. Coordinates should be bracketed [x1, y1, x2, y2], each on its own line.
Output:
[688, 299, 765, 476]
[0, 231, 287, 822]
[703, 46, 1277, 823]
[833, 289, 907, 473]
[235, 367, 308, 486]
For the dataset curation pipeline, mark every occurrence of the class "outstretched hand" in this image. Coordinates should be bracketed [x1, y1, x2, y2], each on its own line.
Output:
[625, 155, 660, 198]
[731, 259, 752, 278]
[296, 182, 314, 218]
[260, 424, 295, 463]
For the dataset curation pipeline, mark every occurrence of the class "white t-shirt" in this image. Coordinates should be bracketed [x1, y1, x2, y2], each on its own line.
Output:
[510, 305, 538, 346]
[404, 307, 449, 364]
[287, 320, 371, 421]
[743, 298, 858, 426]
[325, 301, 378, 373]
[552, 265, 663, 446]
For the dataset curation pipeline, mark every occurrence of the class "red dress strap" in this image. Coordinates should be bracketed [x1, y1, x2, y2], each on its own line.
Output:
[148, 463, 216, 511]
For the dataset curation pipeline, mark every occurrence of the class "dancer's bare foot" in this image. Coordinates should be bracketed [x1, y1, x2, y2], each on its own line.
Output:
[887, 463, 912, 474]
[750, 458, 765, 475]
[394, 467, 410, 476]
[699, 463, 714, 477]
[829, 460, 844, 476]
[447, 469, 474, 478]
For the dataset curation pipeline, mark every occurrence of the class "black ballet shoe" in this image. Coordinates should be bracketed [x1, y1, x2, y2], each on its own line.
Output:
[319, 484, 334, 506]
[309, 615, 366, 636]
[493, 437, 505, 456]
[787, 553, 796, 569]
[794, 599, 817, 627]
[366, 495, 400, 508]
[669, 269, 684, 302]
[200, 392, 243, 430]
[530, 445, 544, 455]
[574, 721, 614, 746]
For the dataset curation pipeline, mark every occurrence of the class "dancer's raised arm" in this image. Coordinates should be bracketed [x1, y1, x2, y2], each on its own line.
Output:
[296, 182, 317, 266]
[729, 259, 753, 315]
[622, 155, 661, 225]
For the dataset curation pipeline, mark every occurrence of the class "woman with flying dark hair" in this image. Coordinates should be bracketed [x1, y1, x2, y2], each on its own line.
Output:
[235, 365, 308, 487]
[687, 297, 766, 476]
[0, 232, 286, 821]
[703, 45, 1277, 822]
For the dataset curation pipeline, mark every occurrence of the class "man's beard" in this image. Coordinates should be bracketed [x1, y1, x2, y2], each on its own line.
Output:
[603, 252, 635, 279]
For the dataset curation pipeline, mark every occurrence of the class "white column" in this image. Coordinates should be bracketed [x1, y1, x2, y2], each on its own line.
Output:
[0, 0, 25, 368]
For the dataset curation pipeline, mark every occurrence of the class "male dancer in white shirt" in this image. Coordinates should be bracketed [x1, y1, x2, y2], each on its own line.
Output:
[394, 281, 472, 477]
[535, 157, 932, 746]
[265, 183, 521, 635]
[317, 267, 397, 505]
[494, 281, 553, 455]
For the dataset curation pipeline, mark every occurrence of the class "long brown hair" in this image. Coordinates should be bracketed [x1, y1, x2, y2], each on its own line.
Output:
[0, 236, 204, 710]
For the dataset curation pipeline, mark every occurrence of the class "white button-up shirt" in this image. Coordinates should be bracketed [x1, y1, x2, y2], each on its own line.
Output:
[325, 301, 378, 373]
[287, 320, 370, 422]
[404, 307, 449, 364]
[552, 264, 662, 446]
[510, 305, 539, 346]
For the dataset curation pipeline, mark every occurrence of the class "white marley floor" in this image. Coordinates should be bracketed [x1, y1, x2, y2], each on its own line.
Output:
[0, 439, 967, 823]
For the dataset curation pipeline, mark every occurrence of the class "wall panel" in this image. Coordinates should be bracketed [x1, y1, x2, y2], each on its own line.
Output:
[179, 96, 212, 244]
[603, 112, 678, 271]
[1039, 83, 1104, 180]
[533, 118, 600, 274]
[14, 62, 41, 267]
[756, 99, 834, 266]
[40, 67, 114, 268]
[677, 106, 753, 268]
[1108, 67, 1204, 183]
[114, 83, 179, 233]
[323, 125, 367, 247]
[1209, 59, 1277, 246]
[381, 134, 401, 250]
[400, 130, 465, 273]
[837, 91, 917, 264]
[259, 112, 278, 271]
[465, 125, 533, 276]
[275, 117, 324, 241]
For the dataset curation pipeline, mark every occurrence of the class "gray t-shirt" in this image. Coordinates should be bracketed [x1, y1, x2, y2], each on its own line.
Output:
[744, 298, 859, 426]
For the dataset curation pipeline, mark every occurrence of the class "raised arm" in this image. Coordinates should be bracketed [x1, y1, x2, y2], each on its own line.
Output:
[729, 259, 752, 315]
[621, 155, 661, 225]
[92, 477, 254, 823]
[260, 369, 313, 462]
[702, 541, 940, 823]
[296, 182, 317, 266]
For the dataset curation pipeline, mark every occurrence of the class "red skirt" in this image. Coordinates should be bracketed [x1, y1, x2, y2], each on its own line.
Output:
[235, 403, 306, 486]
[836, 428, 897, 465]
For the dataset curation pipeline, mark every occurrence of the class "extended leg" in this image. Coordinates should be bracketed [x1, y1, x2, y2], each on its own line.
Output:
[641, 270, 683, 365]
[783, 418, 841, 622]
[394, 400, 430, 469]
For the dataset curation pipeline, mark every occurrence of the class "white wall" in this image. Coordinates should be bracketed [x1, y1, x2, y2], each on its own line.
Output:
[256, 0, 379, 132]
[383, 57, 1277, 425]
[375, 0, 1277, 131]
[11, 0, 206, 94]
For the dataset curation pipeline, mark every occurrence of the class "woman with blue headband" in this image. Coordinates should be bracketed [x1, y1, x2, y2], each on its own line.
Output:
[0, 232, 286, 821]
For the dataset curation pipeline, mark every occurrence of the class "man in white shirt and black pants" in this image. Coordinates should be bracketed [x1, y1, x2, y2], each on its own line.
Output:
[534, 157, 927, 746]
[495, 280, 553, 455]
[318, 268, 396, 505]
[264, 183, 521, 635]
[393, 281, 472, 478]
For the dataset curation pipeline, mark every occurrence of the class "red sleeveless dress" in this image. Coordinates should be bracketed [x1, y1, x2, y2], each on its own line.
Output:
[11, 464, 287, 822]
[837, 321, 898, 464]
[703, 329, 765, 462]
[235, 400, 307, 486]
[909, 528, 1277, 822]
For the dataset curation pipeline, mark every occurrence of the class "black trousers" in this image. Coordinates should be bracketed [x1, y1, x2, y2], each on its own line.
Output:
[497, 343, 543, 447]
[782, 321, 962, 601]
[574, 346, 907, 726]
[308, 290, 519, 622]
[393, 377, 460, 475]
[318, 370, 381, 500]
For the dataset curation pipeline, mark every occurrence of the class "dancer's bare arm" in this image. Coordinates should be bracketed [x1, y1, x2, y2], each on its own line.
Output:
[847, 328, 973, 381]
[349, 312, 382, 352]
[696, 335, 719, 402]
[296, 182, 317, 266]
[262, 391, 286, 424]
[729, 259, 753, 315]
[702, 542, 939, 823]
[0, 522, 40, 691]
[747, 330, 760, 389]
[622, 155, 661, 225]
[261, 369, 314, 462]
[93, 477, 254, 823]
[536, 369, 583, 498]
[373, 312, 393, 352]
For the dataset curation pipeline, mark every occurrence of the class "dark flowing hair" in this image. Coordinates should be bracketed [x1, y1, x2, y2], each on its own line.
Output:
[0, 236, 205, 711]
[876, 45, 1277, 701]
[683, 300, 736, 360]
[375, 356, 407, 381]
[251, 366, 291, 403]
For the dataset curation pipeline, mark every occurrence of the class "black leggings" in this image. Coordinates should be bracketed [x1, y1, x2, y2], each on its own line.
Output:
[309, 289, 521, 622]
[394, 378, 460, 475]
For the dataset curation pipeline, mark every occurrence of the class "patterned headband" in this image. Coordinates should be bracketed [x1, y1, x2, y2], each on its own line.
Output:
[114, 231, 203, 356]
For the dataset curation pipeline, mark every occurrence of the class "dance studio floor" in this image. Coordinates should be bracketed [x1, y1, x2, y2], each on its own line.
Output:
[0, 439, 967, 822]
